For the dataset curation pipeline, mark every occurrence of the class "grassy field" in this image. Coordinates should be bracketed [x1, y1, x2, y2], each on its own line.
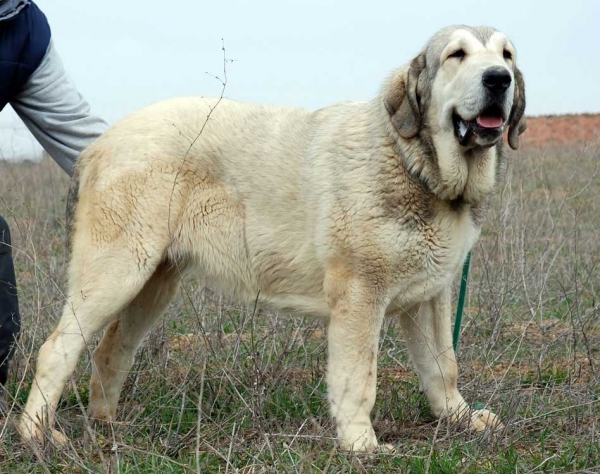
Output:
[0, 139, 599, 473]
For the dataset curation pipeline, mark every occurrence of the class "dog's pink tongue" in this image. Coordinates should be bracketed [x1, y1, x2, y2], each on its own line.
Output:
[477, 115, 503, 128]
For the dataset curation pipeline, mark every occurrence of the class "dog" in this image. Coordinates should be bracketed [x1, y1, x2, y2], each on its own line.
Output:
[18, 25, 525, 451]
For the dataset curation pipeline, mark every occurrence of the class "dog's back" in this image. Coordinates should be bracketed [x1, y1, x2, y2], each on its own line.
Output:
[72, 97, 360, 313]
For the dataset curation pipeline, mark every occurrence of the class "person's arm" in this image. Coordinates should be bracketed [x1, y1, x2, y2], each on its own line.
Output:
[10, 40, 108, 177]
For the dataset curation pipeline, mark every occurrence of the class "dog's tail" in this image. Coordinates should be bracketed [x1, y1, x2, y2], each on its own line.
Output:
[65, 164, 81, 255]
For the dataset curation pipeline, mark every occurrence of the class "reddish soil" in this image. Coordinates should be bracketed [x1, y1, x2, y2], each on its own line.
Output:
[522, 113, 600, 149]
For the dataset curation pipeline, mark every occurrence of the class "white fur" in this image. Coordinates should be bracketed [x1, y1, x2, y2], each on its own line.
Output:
[18, 26, 517, 451]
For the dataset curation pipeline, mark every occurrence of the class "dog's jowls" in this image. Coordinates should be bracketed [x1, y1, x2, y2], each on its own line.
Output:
[19, 25, 525, 451]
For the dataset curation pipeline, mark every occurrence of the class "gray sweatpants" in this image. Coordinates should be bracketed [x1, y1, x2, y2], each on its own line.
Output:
[10, 39, 108, 176]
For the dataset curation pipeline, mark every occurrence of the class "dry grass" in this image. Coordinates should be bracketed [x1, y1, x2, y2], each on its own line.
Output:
[0, 140, 599, 472]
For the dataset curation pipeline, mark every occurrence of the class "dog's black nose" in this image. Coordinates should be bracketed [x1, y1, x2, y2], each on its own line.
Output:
[482, 67, 512, 93]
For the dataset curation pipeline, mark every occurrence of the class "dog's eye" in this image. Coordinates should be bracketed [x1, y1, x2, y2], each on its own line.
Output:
[448, 49, 466, 60]
[503, 50, 513, 60]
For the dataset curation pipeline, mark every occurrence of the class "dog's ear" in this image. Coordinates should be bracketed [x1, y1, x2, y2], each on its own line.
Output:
[384, 53, 426, 139]
[507, 66, 526, 150]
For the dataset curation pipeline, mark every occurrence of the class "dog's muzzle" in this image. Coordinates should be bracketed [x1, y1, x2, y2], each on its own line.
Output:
[452, 66, 512, 147]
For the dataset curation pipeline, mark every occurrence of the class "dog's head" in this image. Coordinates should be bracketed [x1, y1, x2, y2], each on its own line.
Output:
[386, 25, 526, 150]
[384, 26, 526, 202]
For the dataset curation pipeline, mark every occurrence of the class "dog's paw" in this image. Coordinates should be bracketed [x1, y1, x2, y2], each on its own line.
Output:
[469, 408, 504, 432]
[339, 441, 397, 456]
[87, 403, 116, 423]
[17, 419, 69, 448]
[338, 425, 379, 452]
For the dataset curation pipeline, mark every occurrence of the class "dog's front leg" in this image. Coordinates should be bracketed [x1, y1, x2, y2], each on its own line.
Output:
[399, 287, 503, 431]
[325, 270, 387, 451]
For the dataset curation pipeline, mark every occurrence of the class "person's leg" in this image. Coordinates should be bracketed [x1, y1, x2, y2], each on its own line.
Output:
[0, 216, 20, 409]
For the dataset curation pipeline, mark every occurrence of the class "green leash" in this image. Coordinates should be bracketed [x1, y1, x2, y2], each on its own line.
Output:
[453, 251, 471, 352]
[452, 251, 486, 411]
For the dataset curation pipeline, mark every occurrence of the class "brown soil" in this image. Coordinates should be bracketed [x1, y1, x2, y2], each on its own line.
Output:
[522, 113, 600, 149]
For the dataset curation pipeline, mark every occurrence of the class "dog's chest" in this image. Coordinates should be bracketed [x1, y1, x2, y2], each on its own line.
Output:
[385, 205, 477, 304]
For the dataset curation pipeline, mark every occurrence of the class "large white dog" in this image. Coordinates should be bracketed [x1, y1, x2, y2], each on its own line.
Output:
[19, 25, 525, 451]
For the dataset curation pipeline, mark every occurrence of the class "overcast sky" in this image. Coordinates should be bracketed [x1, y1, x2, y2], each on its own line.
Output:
[1, 0, 599, 159]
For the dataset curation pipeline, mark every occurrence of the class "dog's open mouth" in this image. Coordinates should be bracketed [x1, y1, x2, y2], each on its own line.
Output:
[453, 104, 506, 146]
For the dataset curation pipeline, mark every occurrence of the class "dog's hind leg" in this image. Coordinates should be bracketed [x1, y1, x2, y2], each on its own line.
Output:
[17, 246, 161, 446]
[87, 261, 181, 422]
